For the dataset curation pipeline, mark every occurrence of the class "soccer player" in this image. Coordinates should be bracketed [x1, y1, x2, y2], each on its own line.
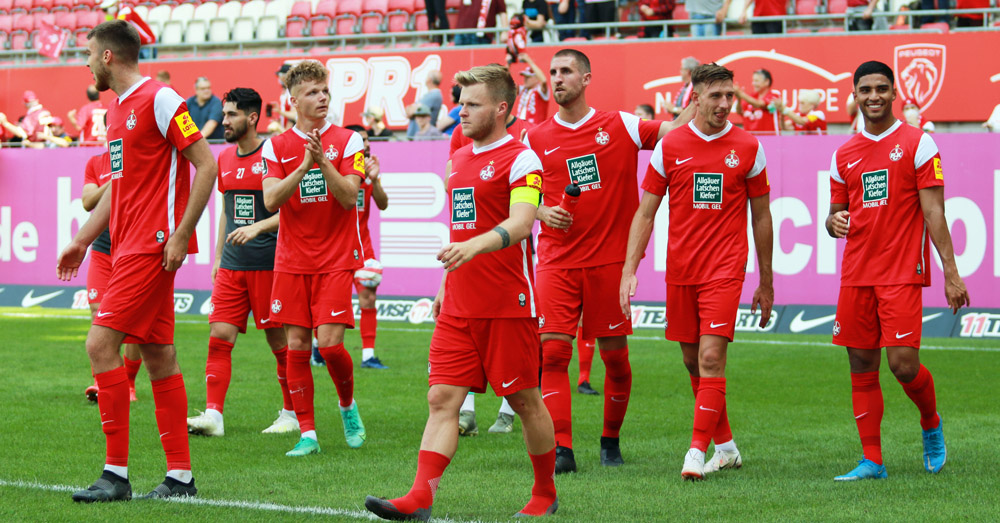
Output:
[186, 88, 298, 438]
[344, 124, 390, 370]
[620, 63, 774, 481]
[57, 20, 217, 501]
[82, 150, 142, 404]
[524, 48, 690, 473]
[364, 64, 557, 521]
[261, 61, 367, 457]
[825, 61, 969, 481]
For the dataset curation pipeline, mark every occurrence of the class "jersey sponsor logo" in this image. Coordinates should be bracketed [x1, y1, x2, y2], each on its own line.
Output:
[356, 188, 366, 211]
[299, 168, 329, 202]
[234, 194, 256, 223]
[595, 127, 610, 145]
[108, 139, 124, 179]
[566, 154, 601, 191]
[451, 187, 476, 227]
[933, 157, 943, 180]
[692, 173, 723, 208]
[889, 144, 904, 162]
[480, 161, 495, 181]
[526, 173, 542, 191]
[125, 109, 137, 130]
[353, 152, 365, 173]
[724, 150, 740, 168]
[861, 169, 889, 207]
[325, 144, 339, 161]
[174, 111, 199, 138]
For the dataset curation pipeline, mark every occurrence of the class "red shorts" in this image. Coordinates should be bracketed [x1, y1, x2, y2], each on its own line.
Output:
[86, 250, 112, 305]
[536, 262, 632, 339]
[93, 253, 176, 345]
[429, 314, 539, 396]
[833, 284, 922, 349]
[664, 278, 743, 344]
[209, 268, 282, 332]
[269, 270, 355, 329]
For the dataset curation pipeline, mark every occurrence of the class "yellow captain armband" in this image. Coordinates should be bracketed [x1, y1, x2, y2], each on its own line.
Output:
[510, 186, 541, 207]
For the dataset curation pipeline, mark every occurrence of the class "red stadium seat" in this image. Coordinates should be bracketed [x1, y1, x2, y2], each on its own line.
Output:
[921, 21, 949, 32]
[386, 10, 406, 31]
[286, 0, 311, 36]
[11, 30, 30, 48]
[309, 0, 336, 35]
[71, 0, 96, 11]
[787, 27, 812, 33]
[360, 0, 387, 33]
[795, 0, 817, 15]
[11, 0, 31, 13]
[818, 25, 845, 32]
[289, 0, 313, 18]
[13, 10, 33, 29]
[308, 45, 330, 55]
[0, 0, 13, 14]
[32, 0, 55, 13]
[446, 10, 455, 27]
[74, 7, 99, 28]
[32, 11, 54, 26]
[826, 0, 847, 14]
[387, 0, 413, 13]
[413, 10, 426, 30]
[334, 0, 362, 34]
[54, 10, 74, 28]
[51, 0, 73, 11]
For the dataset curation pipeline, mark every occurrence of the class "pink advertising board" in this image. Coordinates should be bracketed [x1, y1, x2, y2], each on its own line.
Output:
[0, 134, 997, 307]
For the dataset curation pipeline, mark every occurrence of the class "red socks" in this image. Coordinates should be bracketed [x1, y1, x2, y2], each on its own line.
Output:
[691, 377, 726, 452]
[204, 337, 234, 413]
[286, 349, 316, 432]
[520, 447, 558, 515]
[576, 326, 595, 385]
[272, 346, 294, 411]
[95, 367, 130, 467]
[540, 338, 574, 448]
[390, 450, 451, 513]
[360, 307, 377, 349]
[850, 371, 884, 464]
[600, 347, 631, 438]
[318, 343, 354, 408]
[123, 356, 142, 385]
[689, 375, 733, 444]
[899, 364, 940, 431]
[151, 373, 191, 471]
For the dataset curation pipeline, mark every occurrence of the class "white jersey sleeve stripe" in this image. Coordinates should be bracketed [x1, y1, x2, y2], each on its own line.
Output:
[344, 131, 365, 158]
[510, 149, 544, 184]
[649, 137, 665, 177]
[522, 131, 531, 148]
[747, 141, 767, 179]
[914, 132, 939, 169]
[261, 139, 277, 162]
[618, 111, 643, 148]
[153, 87, 185, 139]
[829, 150, 844, 184]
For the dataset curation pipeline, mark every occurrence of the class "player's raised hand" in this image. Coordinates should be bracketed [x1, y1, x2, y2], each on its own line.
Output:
[828, 210, 850, 238]
[162, 233, 188, 271]
[538, 205, 572, 229]
[619, 273, 637, 318]
[305, 129, 328, 166]
[56, 241, 88, 281]
[226, 224, 260, 246]
[365, 155, 380, 181]
[944, 274, 970, 314]
[751, 283, 774, 328]
[437, 241, 478, 271]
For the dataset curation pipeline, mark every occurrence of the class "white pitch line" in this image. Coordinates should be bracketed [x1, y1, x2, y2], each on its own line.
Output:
[0, 478, 488, 523]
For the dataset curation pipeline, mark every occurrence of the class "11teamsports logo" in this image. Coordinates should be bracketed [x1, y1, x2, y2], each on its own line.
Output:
[861, 169, 889, 208]
[693, 172, 723, 209]
[451, 188, 476, 229]
[108, 139, 124, 179]
[234, 194, 256, 224]
[566, 154, 601, 191]
[299, 168, 328, 202]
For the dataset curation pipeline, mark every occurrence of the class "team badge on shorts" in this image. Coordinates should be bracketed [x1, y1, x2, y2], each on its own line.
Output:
[208, 301, 215, 314]
[595, 127, 609, 146]
[538, 314, 545, 328]
[126, 109, 137, 130]
[518, 292, 526, 307]
[325, 145, 339, 161]
[271, 299, 282, 314]
[725, 149, 740, 168]
[88, 288, 98, 300]
[832, 320, 842, 336]
[889, 144, 903, 162]
[480, 161, 495, 180]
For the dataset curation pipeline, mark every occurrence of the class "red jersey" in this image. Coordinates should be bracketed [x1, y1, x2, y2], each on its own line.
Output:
[83, 152, 113, 256]
[742, 89, 779, 135]
[524, 109, 661, 268]
[262, 123, 366, 274]
[450, 117, 531, 157]
[217, 141, 277, 271]
[279, 88, 293, 130]
[643, 121, 770, 284]
[22, 105, 51, 141]
[753, 0, 787, 16]
[829, 120, 943, 287]
[77, 100, 108, 143]
[444, 134, 543, 318]
[792, 109, 827, 135]
[356, 177, 375, 258]
[514, 85, 549, 126]
[105, 78, 201, 261]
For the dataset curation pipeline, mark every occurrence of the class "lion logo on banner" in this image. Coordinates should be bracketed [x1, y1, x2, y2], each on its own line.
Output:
[894, 44, 946, 111]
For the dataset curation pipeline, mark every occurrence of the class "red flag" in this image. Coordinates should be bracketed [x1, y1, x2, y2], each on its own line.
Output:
[35, 21, 69, 59]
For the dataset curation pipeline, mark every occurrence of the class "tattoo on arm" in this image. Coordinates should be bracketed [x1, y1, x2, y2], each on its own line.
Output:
[494, 226, 510, 249]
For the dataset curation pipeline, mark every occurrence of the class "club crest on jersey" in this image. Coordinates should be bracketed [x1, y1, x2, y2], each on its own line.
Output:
[832, 320, 841, 336]
[251, 160, 266, 175]
[271, 299, 282, 314]
[325, 145, 339, 161]
[156, 230, 165, 243]
[125, 109, 137, 130]
[595, 127, 610, 146]
[480, 161, 496, 181]
[725, 149, 740, 168]
[889, 144, 904, 162]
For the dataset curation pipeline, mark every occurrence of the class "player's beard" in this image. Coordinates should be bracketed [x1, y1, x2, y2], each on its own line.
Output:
[553, 86, 578, 106]
[224, 121, 247, 143]
[92, 63, 110, 92]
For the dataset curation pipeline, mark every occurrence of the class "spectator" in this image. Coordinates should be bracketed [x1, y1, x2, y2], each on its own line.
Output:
[955, 0, 988, 27]
[918, 0, 950, 26]
[186, 76, 225, 141]
[410, 105, 443, 140]
[274, 63, 296, 132]
[846, 0, 886, 31]
[20, 90, 52, 142]
[776, 89, 827, 135]
[155, 70, 171, 84]
[0, 111, 28, 145]
[735, 68, 780, 135]
[662, 57, 698, 119]
[438, 84, 463, 135]
[406, 70, 443, 139]
[634, 103, 655, 119]
[522, 0, 553, 42]
[67, 84, 107, 145]
[513, 53, 550, 125]
[690, 0, 729, 36]
[902, 98, 935, 133]
[638, 0, 675, 37]
[425, 0, 449, 34]
[455, 0, 509, 46]
[585, 0, 618, 38]
[553, 0, 579, 39]
[30, 116, 73, 149]
[739, 0, 787, 34]
[364, 106, 393, 139]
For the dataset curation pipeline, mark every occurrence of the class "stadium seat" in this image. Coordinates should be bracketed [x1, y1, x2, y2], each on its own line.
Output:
[672, 3, 688, 19]
[10, 29, 29, 49]
[241, 0, 265, 22]
[184, 18, 206, 43]
[255, 14, 279, 38]
[0, 14, 11, 47]
[413, 11, 426, 30]
[787, 27, 812, 32]
[170, 1, 195, 26]
[795, 0, 817, 22]
[53, 10, 74, 28]
[71, 0, 95, 12]
[192, 0, 218, 24]
[890, 23, 909, 29]
[360, 0, 388, 34]
[308, 44, 330, 54]
[159, 19, 183, 44]
[207, 17, 229, 41]
[50, 0, 73, 11]
[826, 0, 846, 14]
[11, 0, 30, 13]
[286, 0, 310, 35]
[32, 0, 55, 13]
[31, 11, 54, 30]
[231, 16, 254, 40]
[74, 7, 99, 28]
[0, 0, 13, 14]
[131, 5, 148, 19]
[263, 0, 291, 19]
[818, 25, 845, 31]
[308, 0, 335, 34]
[385, 0, 409, 32]
[334, 0, 362, 34]
[147, 3, 172, 26]
[216, 0, 241, 26]
[921, 21, 949, 32]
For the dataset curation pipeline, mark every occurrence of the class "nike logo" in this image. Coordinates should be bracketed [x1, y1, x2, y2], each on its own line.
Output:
[895, 331, 913, 339]
[260, 318, 271, 323]
[611, 396, 627, 403]
[281, 156, 298, 163]
[331, 309, 346, 316]
[698, 405, 719, 413]
[709, 322, 728, 328]
[608, 321, 625, 330]
[221, 171, 232, 177]
[855, 412, 868, 419]
[502, 378, 519, 388]
[21, 289, 64, 308]
[788, 311, 837, 333]
[922, 313, 943, 323]
[542, 391, 558, 399]
[449, 172, 460, 178]
[544, 147, 560, 155]
[675, 157, 694, 165]
[847, 159, 862, 169]
[96, 311, 113, 318]
[99, 171, 113, 180]
[159, 432, 169, 439]
[102, 420, 114, 425]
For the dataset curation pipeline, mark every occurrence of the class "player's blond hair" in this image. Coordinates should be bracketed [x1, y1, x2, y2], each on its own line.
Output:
[454, 64, 516, 117]
[285, 61, 328, 94]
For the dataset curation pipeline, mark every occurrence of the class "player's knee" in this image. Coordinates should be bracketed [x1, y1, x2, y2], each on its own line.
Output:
[426, 387, 460, 412]
[358, 292, 376, 308]
[847, 349, 879, 373]
[682, 357, 700, 375]
[889, 361, 919, 382]
[698, 350, 724, 375]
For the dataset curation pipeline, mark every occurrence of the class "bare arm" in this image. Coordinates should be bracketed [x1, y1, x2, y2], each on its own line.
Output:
[163, 139, 218, 271]
[368, 155, 389, 210]
[919, 186, 970, 313]
[717, 0, 732, 22]
[749, 193, 774, 328]
[263, 147, 314, 212]
[226, 211, 280, 246]
[81, 181, 111, 211]
[438, 202, 536, 271]
[620, 191, 662, 316]
[523, 54, 549, 96]
[657, 104, 695, 139]
[201, 119, 219, 139]
[825, 202, 850, 238]
[57, 186, 111, 281]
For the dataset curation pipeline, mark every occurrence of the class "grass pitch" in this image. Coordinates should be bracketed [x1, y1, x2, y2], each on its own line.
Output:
[0, 307, 997, 522]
